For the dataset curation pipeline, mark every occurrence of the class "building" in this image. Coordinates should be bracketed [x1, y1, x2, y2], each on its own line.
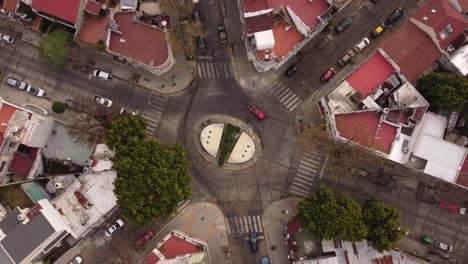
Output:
[106, 11, 175, 76]
[0, 199, 72, 264]
[320, 49, 468, 188]
[30, 0, 86, 30]
[239, 0, 333, 72]
[141, 230, 210, 264]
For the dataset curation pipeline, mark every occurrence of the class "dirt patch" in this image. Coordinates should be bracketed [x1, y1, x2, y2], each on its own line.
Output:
[0, 185, 34, 209]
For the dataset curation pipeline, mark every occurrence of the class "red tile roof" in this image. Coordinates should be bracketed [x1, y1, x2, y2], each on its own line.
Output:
[78, 13, 109, 45]
[411, 0, 468, 49]
[142, 252, 160, 264]
[10, 147, 38, 178]
[335, 112, 398, 154]
[159, 235, 203, 259]
[381, 22, 441, 83]
[2, 0, 18, 13]
[84, 0, 101, 16]
[0, 104, 18, 134]
[346, 52, 395, 98]
[109, 12, 169, 67]
[245, 13, 274, 35]
[244, 0, 268, 13]
[32, 0, 80, 24]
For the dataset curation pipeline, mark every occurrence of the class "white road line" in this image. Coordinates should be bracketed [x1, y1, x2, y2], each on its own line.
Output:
[290, 185, 309, 196]
[282, 93, 298, 106]
[223, 63, 229, 78]
[256, 215, 263, 232]
[248, 216, 254, 232]
[289, 101, 302, 111]
[197, 64, 203, 77]
[208, 63, 215, 78]
[243, 216, 249, 234]
[275, 87, 291, 100]
[271, 84, 286, 97]
[286, 97, 301, 110]
[226, 219, 232, 235]
[279, 90, 294, 103]
[236, 217, 243, 234]
[303, 151, 322, 159]
[293, 175, 314, 185]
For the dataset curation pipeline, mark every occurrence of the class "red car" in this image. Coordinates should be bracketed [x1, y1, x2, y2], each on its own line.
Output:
[320, 67, 337, 82]
[249, 105, 265, 120]
[136, 230, 154, 247]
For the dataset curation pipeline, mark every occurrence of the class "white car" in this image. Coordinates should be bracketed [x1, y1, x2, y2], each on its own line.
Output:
[105, 219, 124, 236]
[0, 33, 14, 44]
[354, 38, 370, 52]
[25, 85, 46, 97]
[69, 256, 83, 264]
[92, 95, 113, 107]
[436, 241, 453, 252]
[93, 69, 112, 81]
[6, 77, 27, 90]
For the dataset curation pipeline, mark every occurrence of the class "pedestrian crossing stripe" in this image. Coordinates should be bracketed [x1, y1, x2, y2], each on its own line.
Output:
[198, 61, 233, 79]
[289, 150, 323, 197]
[226, 215, 263, 235]
[270, 83, 302, 111]
[142, 94, 168, 136]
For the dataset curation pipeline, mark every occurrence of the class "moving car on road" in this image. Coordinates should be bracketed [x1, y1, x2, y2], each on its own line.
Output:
[320, 67, 337, 82]
[354, 38, 370, 52]
[248, 232, 258, 252]
[371, 23, 386, 37]
[285, 64, 298, 77]
[92, 95, 113, 107]
[0, 33, 14, 44]
[335, 17, 353, 33]
[218, 25, 227, 44]
[93, 69, 112, 81]
[105, 219, 124, 236]
[136, 230, 155, 248]
[25, 85, 46, 97]
[249, 105, 265, 120]
[69, 256, 83, 264]
[6, 77, 27, 90]
[387, 7, 404, 24]
[436, 241, 453, 252]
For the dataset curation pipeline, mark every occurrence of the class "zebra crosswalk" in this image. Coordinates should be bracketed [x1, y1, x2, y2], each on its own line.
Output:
[197, 60, 233, 79]
[225, 215, 263, 236]
[142, 93, 168, 136]
[270, 82, 302, 111]
[289, 150, 323, 197]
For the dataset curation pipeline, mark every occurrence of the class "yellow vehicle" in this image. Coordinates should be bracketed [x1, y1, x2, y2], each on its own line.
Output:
[371, 23, 386, 38]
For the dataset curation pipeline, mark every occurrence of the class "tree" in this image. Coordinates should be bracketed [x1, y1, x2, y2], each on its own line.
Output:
[159, 0, 195, 18]
[107, 115, 192, 225]
[38, 31, 71, 68]
[362, 196, 407, 252]
[51, 101, 65, 114]
[297, 185, 367, 242]
[417, 72, 468, 113]
[300, 120, 387, 181]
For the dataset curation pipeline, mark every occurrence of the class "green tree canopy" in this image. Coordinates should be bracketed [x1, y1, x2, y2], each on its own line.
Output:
[38, 31, 71, 68]
[362, 196, 407, 252]
[417, 72, 468, 113]
[107, 115, 191, 225]
[297, 185, 367, 242]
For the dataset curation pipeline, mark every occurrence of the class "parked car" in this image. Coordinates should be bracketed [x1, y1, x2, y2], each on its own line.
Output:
[249, 105, 265, 120]
[354, 38, 370, 52]
[439, 199, 459, 213]
[436, 241, 453, 252]
[197, 37, 206, 53]
[320, 67, 337, 82]
[136, 230, 155, 247]
[387, 7, 404, 24]
[285, 64, 298, 77]
[92, 95, 113, 107]
[337, 50, 356, 66]
[120, 107, 137, 115]
[25, 85, 45, 97]
[93, 69, 112, 81]
[0, 33, 14, 44]
[69, 256, 83, 264]
[192, 10, 200, 23]
[105, 219, 124, 236]
[459, 207, 466, 215]
[248, 232, 258, 252]
[6, 77, 27, 90]
[335, 17, 353, 33]
[371, 23, 386, 37]
[218, 25, 227, 44]
[261, 256, 270, 264]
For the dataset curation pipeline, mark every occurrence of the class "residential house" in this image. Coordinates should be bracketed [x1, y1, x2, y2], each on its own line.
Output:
[30, 0, 86, 31]
[239, 0, 334, 72]
[106, 11, 175, 76]
[0, 199, 73, 264]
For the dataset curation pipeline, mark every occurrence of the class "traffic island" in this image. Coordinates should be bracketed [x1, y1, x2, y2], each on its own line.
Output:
[195, 116, 262, 170]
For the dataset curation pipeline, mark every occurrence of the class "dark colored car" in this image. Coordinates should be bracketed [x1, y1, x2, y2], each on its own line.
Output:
[249, 105, 265, 120]
[197, 37, 206, 53]
[387, 7, 404, 24]
[136, 230, 155, 247]
[285, 64, 298, 77]
[335, 17, 353, 33]
[370, 0, 380, 3]
[249, 232, 258, 252]
[371, 23, 386, 37]
[320, 67, 337, 82]
[192, 10, 200, 22]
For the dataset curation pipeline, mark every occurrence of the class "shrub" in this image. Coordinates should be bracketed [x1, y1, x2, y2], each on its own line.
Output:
[51, 101, 65, 113]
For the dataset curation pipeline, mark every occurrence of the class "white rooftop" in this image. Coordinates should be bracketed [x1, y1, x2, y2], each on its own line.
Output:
[51, 171, 117, 238]
[450, 44, 468, 76]
[200, 123, 224, 158]
[227, 131, 255, 164]
[90, 144, 114, 172]
[254, 30, 275, 50]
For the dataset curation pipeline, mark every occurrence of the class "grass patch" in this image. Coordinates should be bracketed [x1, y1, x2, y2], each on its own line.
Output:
[0, 185, 34, 209]
[217, 124, 241, 166]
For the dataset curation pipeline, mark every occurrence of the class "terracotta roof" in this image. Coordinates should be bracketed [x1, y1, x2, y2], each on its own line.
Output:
[159, 235, 203, 259]
[84, 0, 101, 16]
[0, 104, 18, 134]
[10, 147, 38, 178]
[142, 253, 160, 264]
[32, 0, 80, 24]
[244, 0, 268, 13]
[411, 0, 468, 49]
[381, 22, 441, 83]
[2, 0, 18, 13]
[78, 13, 109, 45]
[346, 52, 395, 98]
[108, 12, 169, 67]
[245, 13, 274, 35]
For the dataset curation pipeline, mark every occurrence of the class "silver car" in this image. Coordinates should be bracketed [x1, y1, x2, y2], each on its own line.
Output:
[93, 69, 112, 81]
[6, 77, 27, 90]
[0, 33, 14, 44]
[105, 219, 124, 236]
[25, 85, 46, 97]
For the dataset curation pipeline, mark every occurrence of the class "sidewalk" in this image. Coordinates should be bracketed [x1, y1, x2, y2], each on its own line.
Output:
[263, 197, 301, 264]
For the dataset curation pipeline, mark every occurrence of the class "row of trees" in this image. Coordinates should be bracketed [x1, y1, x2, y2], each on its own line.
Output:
[106, 115, 191, 225]
[297, 186, 407, 252]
